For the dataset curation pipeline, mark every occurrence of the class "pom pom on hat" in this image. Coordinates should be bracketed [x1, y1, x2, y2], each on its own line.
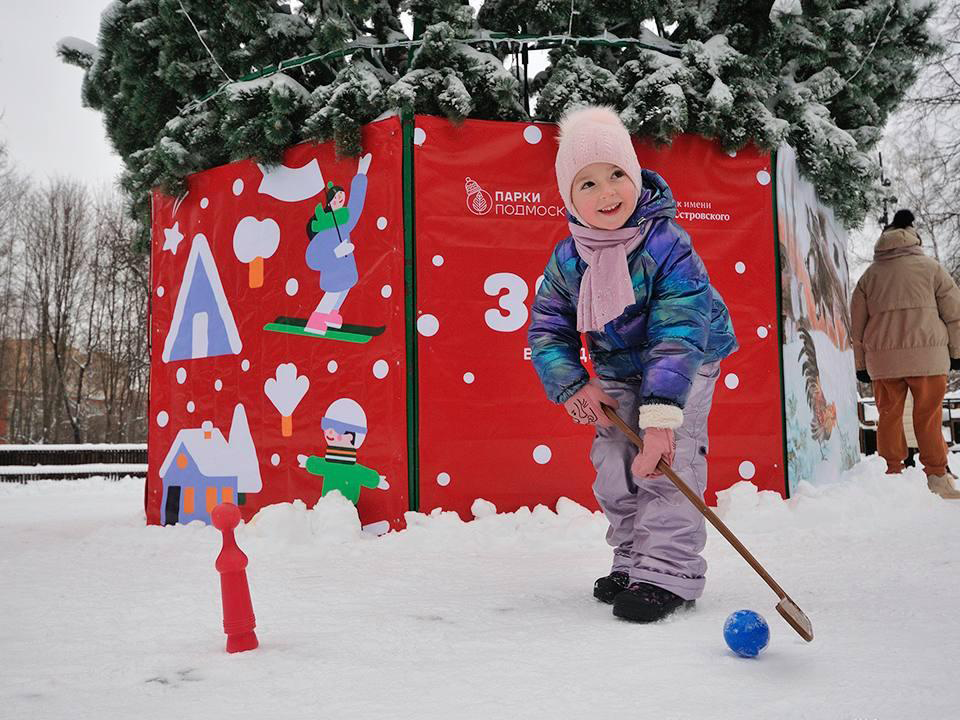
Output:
[891, 209, 915, 229]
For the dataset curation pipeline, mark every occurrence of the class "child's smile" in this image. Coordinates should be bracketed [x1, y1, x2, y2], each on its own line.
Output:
[570, 162, 638, 229]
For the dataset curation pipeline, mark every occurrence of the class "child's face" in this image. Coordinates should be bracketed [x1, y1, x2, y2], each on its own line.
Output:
[571, 163, 637, 230]
[331, 191, 346, 210]
[325, 427, 354, 447]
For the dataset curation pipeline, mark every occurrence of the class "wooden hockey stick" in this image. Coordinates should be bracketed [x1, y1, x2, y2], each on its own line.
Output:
[601, 404, 814, 642]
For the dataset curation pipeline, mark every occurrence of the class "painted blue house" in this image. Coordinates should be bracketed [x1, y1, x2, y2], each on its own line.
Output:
[159, 405, 262, 525]
[162, 233, 242, 363]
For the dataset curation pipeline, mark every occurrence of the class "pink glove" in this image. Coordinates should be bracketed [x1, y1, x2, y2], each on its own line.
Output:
[631, 427, 675, 478]
[562, 380, 619, 427]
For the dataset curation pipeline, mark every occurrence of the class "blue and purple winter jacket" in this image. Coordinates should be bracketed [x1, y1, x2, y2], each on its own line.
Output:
[528, 169, 738, 409]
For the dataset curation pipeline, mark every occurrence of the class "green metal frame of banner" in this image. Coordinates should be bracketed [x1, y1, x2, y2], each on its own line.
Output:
[401, 110, 420, 512]
[769, 148, 792, 498]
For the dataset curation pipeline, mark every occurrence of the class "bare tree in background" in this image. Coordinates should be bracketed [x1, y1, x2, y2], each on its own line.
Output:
[0, 149, 150, 444]
[0, 144, 23, 438]
[0, 143, 29, 339]
[885, 1, 960, 277]
[872, 2, 960, 394]
[21, 180, 92, 442]
[88, 191, 149, 441]
[0, 142, 26, 343]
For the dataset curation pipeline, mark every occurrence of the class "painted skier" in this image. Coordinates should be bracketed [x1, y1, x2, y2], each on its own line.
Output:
[303, 153, 372, 335]
[297, 398, 382, 504]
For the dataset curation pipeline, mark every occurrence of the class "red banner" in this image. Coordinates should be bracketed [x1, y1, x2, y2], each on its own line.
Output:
[413, 116, 783, 516]
[149, 114, 785, 532]
[148, 117, 408, 533]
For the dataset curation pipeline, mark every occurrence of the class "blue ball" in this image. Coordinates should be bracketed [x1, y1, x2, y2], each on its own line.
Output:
[723, 610, 770, 658]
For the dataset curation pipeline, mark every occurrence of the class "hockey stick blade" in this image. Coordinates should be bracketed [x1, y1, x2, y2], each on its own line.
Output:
[777, 597, 814, 642]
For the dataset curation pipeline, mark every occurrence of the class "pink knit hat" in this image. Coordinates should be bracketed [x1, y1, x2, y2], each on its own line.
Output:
[554, 106, 643, 224]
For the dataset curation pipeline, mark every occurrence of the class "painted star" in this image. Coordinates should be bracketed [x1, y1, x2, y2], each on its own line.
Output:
[162, 222, 185, 254]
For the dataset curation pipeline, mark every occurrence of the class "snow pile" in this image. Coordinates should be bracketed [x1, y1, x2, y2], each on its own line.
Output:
[1, 457, 959, 718]
[0, 474, 143, 498]
[246, 495, 366, 545]
[716, 455, 951, 533]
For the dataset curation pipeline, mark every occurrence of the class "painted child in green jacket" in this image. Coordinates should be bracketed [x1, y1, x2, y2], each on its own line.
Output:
[297, 398, 382, 504]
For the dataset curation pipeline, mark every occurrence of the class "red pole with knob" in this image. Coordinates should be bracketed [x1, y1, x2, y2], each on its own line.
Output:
[211, 502, 258, 653]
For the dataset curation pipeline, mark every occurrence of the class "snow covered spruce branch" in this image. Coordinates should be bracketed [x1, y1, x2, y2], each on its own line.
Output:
[58, 0, 940, 239]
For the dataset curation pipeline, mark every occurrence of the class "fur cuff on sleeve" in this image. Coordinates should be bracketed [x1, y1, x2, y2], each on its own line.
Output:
[637, 404, 683, 429]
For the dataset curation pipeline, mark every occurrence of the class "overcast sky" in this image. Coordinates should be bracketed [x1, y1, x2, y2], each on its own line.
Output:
[0, 1, 487, 190]
[0, 0, 123, 188]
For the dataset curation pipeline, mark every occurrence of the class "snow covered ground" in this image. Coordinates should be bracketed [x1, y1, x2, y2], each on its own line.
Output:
[2, 455, 959, 719]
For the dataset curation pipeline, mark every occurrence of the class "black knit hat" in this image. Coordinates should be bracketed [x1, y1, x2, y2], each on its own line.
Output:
[891, 209, 915, 229]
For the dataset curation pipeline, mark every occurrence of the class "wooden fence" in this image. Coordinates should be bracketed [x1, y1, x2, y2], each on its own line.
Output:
[0, 444, 147, 483]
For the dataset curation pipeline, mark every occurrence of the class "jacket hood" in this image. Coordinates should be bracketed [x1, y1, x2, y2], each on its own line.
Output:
[568, 168, 677, 228]
[874, 227, 921, 258]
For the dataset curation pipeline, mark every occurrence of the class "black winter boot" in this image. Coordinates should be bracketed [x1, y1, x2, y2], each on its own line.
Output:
[593, 571, 630, 604]
[612, 582, 694, 622]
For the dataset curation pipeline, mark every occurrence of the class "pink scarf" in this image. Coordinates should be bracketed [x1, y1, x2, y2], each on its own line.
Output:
[569, 221, 648, 332]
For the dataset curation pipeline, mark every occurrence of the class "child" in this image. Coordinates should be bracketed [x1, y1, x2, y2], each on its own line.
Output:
[304, 153, 372, 334]
[528, 106, 738, 623]
[297, 398, 382, 504]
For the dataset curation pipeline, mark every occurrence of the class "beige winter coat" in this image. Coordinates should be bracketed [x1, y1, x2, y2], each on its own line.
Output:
[851, 227, 960, 380]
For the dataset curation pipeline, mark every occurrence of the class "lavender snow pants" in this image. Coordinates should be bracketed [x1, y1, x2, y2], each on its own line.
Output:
[590, 362, 721, 601]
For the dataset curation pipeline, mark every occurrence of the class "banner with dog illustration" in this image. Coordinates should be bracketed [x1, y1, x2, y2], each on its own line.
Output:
[148, 116, 408, 533]
[776, 145, 860, 492]
[412, 116, 785, 518]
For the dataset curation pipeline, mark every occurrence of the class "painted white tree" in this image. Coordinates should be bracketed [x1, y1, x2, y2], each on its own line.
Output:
[227, 403, 262, 494]
[232, 216, 280, 288]
[264, 363, 309, 437]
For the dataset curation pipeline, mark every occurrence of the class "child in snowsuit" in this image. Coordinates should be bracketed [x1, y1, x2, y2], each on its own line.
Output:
[528, 106, 738, 622]
[304, 153, 372, 334]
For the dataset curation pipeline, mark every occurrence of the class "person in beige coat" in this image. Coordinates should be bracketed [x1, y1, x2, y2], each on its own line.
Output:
[851, 209, 960, 499]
